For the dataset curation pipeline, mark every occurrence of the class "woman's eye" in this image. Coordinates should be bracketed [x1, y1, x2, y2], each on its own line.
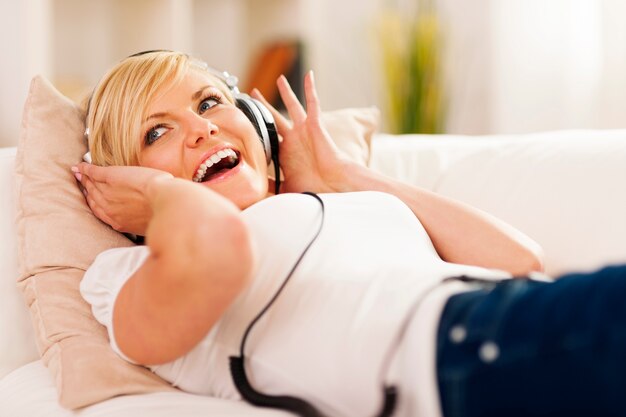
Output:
[145, 125, 168, 145]
[198, 96, 221, 114]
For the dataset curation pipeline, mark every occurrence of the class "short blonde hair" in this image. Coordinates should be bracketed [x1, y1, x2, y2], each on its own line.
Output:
[85, 51, 234, 166]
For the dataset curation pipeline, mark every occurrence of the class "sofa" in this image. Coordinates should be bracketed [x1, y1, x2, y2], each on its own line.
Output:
[2, 129, 626, 416]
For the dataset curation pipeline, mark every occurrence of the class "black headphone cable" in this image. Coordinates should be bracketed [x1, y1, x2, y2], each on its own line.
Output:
[229, 192, 399, 417]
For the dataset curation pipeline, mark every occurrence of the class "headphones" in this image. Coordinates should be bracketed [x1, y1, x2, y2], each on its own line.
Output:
[83, 50, 281, 194]
[199, 64, 281, 194]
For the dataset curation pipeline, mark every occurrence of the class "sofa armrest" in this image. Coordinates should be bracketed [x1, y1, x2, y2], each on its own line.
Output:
[0, 147, 39, 378]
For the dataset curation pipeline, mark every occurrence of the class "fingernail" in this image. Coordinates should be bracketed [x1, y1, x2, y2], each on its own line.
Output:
[74, 172, 82, 181]
[70, 166, 79, 173]
[309, 70, 315, 83]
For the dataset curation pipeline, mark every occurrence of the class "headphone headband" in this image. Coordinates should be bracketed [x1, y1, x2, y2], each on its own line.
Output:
[126, 49, 241, 93]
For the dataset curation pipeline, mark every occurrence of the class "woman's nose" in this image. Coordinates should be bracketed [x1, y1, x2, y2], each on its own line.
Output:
[185, 113, 219, 147]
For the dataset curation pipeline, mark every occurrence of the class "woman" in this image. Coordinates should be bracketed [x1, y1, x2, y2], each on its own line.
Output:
[72, 51, 625, 417]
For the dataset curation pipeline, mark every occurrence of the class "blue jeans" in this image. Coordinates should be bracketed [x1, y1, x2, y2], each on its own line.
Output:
[437, 264, 626, 417]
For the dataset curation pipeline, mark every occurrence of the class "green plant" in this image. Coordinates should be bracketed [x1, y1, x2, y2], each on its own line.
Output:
[378, 3, 445, 134]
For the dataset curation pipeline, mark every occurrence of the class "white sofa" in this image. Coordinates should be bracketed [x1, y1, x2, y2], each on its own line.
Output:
[2, 131, 626, 416]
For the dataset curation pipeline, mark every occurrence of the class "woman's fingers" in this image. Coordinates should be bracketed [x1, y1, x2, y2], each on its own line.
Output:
[276, 75, 306, 125]
[79, 172, 104, 196]
[303, 70, 322, 122]
[74, 167, 109, 211]
[254, 72, 323, 137]
[86, 194, 119, 229]
[73, 171, 119, 229]
[250, 88, 292, 133]
[74, 162, 111, 183]
[80, 176, 109, 213]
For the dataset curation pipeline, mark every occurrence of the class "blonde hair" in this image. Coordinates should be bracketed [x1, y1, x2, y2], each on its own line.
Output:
[85, 51, 234, 166]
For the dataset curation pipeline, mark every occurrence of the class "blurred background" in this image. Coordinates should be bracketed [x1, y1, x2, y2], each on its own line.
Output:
[2, 0, 626, 147]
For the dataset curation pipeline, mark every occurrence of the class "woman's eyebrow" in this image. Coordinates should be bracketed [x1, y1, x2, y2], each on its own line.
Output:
[192, 85, 212, 100]
[143, 85, 216, 122]
[144, 112, 168, 123]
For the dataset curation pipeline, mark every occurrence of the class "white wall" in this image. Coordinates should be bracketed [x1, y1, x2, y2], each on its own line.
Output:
[52, 0, 114, 100]
[193, 0, 250, 80]
[3, 0, 626, 147]
[53, 0, 196, 101]
[0, 0, 52, 147]
[481, 0, 626, 134]
[490, 0, 604, 133]
[299, 0, 383, 111]
[439, 0, 493, 134]
[0, 0, 491, 146]
[594, 0, 626, 129]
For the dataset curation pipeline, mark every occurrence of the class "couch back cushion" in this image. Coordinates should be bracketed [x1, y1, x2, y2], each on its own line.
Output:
[370, 131, 626, 277]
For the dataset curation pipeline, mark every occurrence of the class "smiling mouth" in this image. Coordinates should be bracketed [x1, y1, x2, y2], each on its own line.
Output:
[193, 149, 241, 183]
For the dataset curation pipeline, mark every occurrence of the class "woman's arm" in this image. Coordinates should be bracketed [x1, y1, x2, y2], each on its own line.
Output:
[113, 176, 254, 365]
[253, 73, 544, 276]
[333, 163, 545, 275]
[74, 164, 254, 365]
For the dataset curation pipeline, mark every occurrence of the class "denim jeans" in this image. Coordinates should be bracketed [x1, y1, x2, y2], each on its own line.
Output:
[437, 264, 626, 417]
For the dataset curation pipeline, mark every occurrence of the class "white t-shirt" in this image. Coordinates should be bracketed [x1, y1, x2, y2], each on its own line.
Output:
[81, 191, 511, 417]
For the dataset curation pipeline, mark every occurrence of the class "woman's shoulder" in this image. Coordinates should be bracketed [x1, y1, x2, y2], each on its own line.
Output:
[81, 246, 150, 294]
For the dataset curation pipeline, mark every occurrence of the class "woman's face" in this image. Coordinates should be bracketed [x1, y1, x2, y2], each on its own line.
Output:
[137, 69, 269, 209]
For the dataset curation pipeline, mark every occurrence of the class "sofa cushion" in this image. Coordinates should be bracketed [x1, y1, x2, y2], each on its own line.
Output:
[13, 75, 378, 409]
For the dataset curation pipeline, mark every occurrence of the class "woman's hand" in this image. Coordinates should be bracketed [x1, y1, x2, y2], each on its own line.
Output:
[71, 163, 174, 236]
[251, 71, 355, 194]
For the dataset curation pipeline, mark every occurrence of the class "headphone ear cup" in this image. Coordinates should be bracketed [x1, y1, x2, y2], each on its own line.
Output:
[249, 97, 279, 166]
[235, 95, 276, 164]
[235, 94, 281, 194]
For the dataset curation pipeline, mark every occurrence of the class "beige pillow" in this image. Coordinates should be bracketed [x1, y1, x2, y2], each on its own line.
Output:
[14, 75, 379, 409]
[323, 106, 379, 165]
[15, 76, 177, 409]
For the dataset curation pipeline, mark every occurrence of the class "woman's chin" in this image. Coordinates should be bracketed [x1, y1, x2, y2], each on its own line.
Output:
[195, 161, 266, 208]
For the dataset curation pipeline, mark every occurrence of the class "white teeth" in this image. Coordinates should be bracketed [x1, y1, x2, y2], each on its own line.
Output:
[193, 148, 238, 182]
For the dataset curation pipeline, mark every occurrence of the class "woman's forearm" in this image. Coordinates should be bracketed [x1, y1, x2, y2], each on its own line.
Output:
[334, 163, 544, 275]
